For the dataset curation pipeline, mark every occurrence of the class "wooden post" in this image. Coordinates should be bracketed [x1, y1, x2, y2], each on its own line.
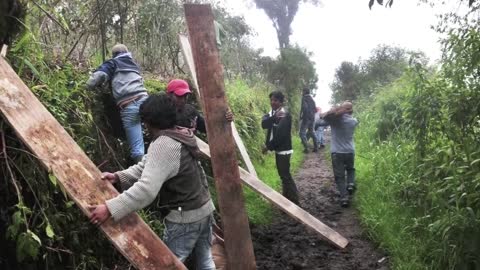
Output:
[0, 57, 186, 270]
[184, 4, 257, 270]
[178, 34, 258, 178]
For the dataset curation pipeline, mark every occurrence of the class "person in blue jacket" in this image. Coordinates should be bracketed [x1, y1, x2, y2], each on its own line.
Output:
[86, 44, 148, 162]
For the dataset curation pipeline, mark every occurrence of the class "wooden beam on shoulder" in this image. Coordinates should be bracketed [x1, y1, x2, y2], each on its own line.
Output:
[184, 4, 257, 270]
[0, 57, 186, 270]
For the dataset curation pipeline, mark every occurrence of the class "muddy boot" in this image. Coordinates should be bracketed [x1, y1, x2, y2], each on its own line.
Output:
[347, 184, 356, 195]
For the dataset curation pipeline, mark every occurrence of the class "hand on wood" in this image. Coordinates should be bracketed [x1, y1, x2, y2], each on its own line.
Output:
[88, 204, 111, 225]
[101, 172, 119, 184]
[225, 109, 234, 122]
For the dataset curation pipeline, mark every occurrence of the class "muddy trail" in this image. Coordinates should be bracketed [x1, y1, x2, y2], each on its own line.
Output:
[251, 136, 389, 270]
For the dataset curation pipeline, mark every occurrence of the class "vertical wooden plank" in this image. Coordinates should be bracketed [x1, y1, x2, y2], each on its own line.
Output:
[184, 4, 257, 270]
[178, 34, 258, 178]
[0, 57, 186, 270]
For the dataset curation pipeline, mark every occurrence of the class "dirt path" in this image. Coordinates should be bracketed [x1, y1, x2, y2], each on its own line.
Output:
[251, 136, 389, 270]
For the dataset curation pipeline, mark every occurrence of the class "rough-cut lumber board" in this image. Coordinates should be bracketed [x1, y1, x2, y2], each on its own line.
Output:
[178, 34, 258, 178]
[0, 57, 185, 270]
[196, 138, 349, 249]
[185, 4, 257, 270]
[1, 45, 7, 57]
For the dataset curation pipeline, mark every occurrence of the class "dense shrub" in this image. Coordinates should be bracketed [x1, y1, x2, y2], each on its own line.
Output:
[355, 24, 480, 269]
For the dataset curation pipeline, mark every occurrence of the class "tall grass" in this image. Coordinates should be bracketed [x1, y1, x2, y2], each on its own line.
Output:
[354, 65, 480, 269]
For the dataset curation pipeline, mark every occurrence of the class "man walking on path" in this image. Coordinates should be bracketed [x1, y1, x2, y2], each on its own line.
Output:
[262, 91, 300, 205]
[299, 87, 318, 153]
[85, 44, 148, 162]
[322, 101, 358, 207]
[88, 94, 216, 269]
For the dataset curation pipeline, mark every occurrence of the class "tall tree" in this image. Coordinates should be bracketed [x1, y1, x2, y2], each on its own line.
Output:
[329, 45, 425, 104]
[253, 0, 319, 49]
[330, 61, 362, 104]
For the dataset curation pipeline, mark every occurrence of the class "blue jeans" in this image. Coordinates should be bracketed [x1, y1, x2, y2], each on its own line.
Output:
[315, 127, 324, 145]
[120, 96, 147, 160]
[163, 215, 215, 270]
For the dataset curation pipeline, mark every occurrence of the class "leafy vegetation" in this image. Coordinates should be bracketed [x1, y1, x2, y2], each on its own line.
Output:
[0, 0, 316, 268]
[346, 4, 480, 269]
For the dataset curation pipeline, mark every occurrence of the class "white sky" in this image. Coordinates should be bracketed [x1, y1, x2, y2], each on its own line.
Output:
[221, 0, 454, 110]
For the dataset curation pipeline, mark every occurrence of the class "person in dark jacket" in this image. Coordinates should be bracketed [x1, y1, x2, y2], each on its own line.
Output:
[299, 87, 318, 153]
[85, 44, 148, 162]
[321, 101, 358, 207]
[262, 91, 299, 205]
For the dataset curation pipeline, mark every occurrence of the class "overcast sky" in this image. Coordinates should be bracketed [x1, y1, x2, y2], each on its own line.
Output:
[222, 0, 455, 110]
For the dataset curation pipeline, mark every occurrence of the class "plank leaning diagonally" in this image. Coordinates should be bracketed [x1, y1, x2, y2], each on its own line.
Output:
[178, 33, 258, 178]
[0, 57, 186, 270]
[195, 138, 349, 249]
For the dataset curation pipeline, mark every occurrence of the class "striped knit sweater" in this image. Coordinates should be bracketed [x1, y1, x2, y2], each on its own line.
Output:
[105, 135, 215, 223]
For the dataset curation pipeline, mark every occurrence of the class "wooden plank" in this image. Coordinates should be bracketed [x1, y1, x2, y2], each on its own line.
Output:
[231, 124, 258, 176]
[196, 138, 349, 249]
[0, 57, 186, 270]
[1, 45, 7, 57]
[184, 4, 257, 270]
[178, 34, 258, 178]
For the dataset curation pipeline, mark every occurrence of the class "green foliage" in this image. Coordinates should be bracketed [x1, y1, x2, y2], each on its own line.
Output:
[354, 18, 480, 269]
[253, 0, 320, 48]
[263, 46, 318, 121]
[330, 45, 425, 104]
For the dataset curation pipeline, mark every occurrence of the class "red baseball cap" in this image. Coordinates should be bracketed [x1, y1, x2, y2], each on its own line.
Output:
[166, 79, 191, 96]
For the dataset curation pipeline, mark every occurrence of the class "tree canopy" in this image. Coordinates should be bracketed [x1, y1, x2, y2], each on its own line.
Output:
[253, 0, 319, 49]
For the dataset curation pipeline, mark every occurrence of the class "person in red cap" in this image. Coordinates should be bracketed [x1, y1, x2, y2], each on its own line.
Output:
[166, 79, 233, 133]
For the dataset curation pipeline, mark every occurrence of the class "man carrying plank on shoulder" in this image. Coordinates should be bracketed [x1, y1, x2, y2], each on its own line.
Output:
[321, 101, 359, 208]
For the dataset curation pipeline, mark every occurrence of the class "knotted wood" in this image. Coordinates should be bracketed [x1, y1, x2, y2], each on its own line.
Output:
[0, 57, 185, 270]
[185, 4, 257, 270]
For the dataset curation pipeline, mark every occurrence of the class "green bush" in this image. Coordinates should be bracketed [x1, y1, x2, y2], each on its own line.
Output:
[355, 61, 480, 269]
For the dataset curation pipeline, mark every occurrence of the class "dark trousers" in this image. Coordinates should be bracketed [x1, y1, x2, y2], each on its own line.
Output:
[299, 119, 318, 151]
[331, 153, 355, 198]
[275, 153, 299, 204]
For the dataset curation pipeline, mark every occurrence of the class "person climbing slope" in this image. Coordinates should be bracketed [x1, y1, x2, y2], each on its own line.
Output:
[85, 44, 148, 162]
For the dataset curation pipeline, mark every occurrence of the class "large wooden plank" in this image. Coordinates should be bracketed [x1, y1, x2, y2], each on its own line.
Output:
[195, 138, 349, 249]
[0, 57, 185, 270]
[178, 34, 258, 178]
[184, 4, 257, 270]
